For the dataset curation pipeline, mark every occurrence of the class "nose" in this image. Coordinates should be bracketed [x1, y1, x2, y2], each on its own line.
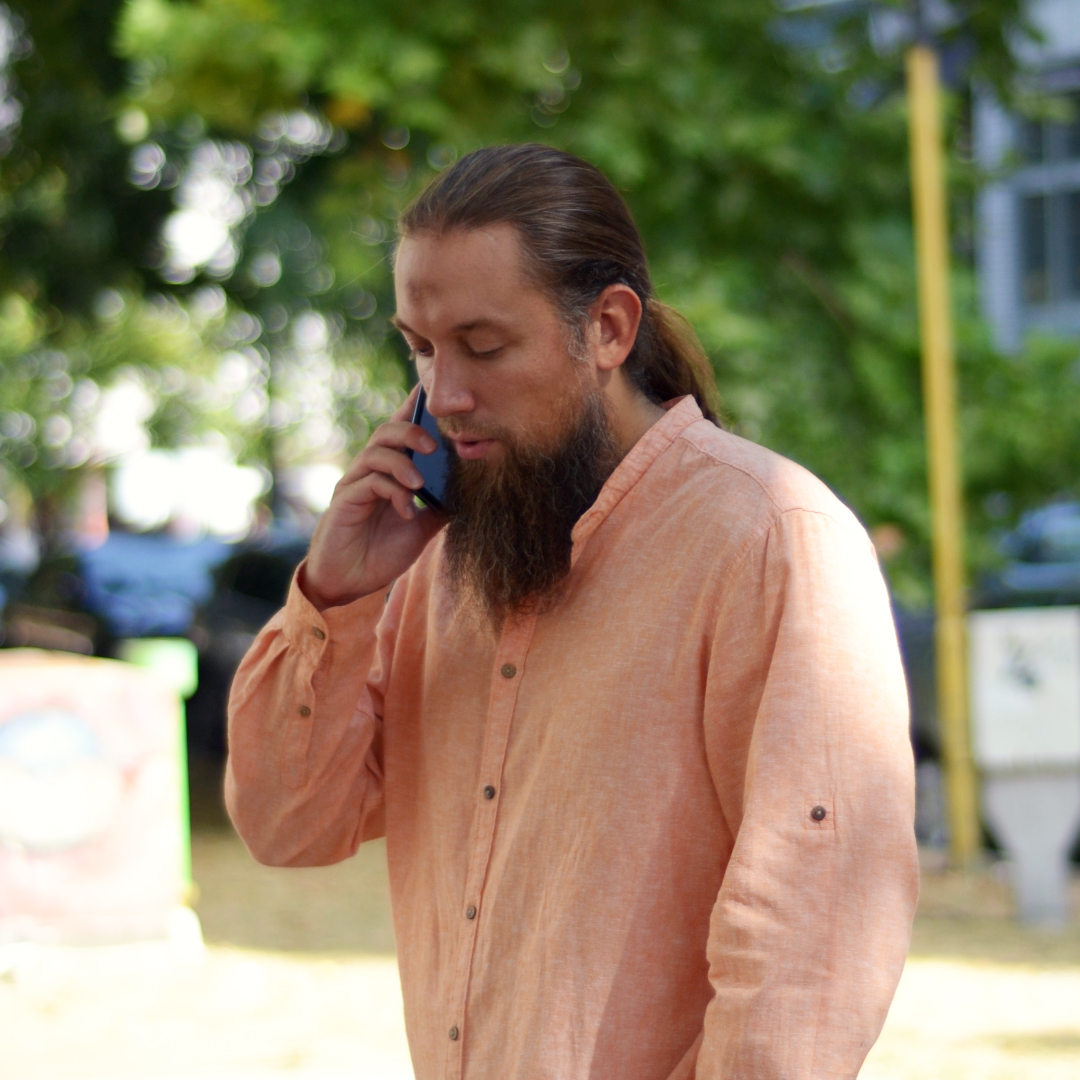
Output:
[424, 353, 475, 419]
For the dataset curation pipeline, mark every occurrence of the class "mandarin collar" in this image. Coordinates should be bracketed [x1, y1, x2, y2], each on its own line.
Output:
[570, 396, 704, 560]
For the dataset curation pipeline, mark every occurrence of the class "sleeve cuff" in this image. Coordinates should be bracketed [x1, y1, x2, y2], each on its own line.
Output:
[282, 560, 390, 655]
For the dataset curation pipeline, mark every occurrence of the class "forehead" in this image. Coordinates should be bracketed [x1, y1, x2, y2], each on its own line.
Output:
[393, 223, 550, 332]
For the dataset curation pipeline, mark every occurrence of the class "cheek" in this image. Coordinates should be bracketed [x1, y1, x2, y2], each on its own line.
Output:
[500, 376, 567, 430]
[475, 332, 581, 429]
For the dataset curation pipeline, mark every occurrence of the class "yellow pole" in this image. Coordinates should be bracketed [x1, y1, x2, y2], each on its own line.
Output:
[905, 43, 980, 866]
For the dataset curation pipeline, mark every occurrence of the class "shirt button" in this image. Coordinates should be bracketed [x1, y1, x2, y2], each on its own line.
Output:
[483, 785, 496, 800]
[500, 663, 517, 679]
[449, 1026, 459, 1041]
[298, 705, 311, 717]
[312, 627, 325, 640]
[811, 805, 827, 821]
[466, 905, 476, 920]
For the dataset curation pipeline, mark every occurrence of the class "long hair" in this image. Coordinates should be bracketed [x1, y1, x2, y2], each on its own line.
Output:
[399, 144, 720, 424]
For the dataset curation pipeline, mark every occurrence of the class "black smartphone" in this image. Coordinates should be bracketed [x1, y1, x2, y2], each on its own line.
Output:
[406, 385, 452, 511]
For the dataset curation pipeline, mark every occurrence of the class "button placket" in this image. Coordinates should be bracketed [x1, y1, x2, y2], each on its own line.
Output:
[443, 614, 537, 1080]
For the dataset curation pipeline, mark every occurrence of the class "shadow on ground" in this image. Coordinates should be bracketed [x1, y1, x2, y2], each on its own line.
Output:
[188, 755, 396, 956]
[912, 848, 1080, 967]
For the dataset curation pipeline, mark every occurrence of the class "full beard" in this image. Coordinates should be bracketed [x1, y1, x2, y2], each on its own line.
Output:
[441, 386, 622, 628]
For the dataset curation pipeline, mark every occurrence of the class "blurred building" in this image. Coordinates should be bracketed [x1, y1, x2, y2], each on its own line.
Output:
[976, 0, 1080, 351]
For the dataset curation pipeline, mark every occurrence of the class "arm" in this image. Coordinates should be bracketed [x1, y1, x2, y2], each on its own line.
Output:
[224, 565, 399, 866]
[691, 508, 918, 1079]
[225, 384, 443, 867]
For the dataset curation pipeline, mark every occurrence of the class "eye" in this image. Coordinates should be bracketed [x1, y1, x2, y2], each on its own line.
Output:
[468, 345, 502, 359]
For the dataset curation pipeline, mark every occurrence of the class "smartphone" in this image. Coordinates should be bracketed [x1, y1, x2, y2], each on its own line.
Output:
[406, 385, 452, 511]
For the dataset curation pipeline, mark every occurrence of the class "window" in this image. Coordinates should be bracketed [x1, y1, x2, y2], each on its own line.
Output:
[974, 11, 1080, 350]
[1020, 191, 1080, 305]
[1069, 191, 1080, 295]
[1014, 86, 1080, 319]
[1021, 194, 1048, 303]
[1019, 91, 1080, 164]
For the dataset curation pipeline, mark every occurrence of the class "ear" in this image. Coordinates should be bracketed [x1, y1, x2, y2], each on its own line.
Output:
[589, 284, 642, 373]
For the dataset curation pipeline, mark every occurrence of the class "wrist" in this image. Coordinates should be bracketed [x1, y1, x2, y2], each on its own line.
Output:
[298, 562, 365, 612]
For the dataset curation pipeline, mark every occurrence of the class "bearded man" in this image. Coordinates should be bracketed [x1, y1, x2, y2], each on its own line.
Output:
[227, 144, 917, 1080]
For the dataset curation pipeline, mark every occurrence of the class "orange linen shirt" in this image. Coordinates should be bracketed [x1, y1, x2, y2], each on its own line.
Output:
[226, 397, 918, 1080]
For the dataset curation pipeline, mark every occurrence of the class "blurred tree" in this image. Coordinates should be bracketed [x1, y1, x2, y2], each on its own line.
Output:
[5, 0, 1079, 607]
[0, 0, 393, 543]
[0, 0, 229, 529]
[114, 0, 1073, 605]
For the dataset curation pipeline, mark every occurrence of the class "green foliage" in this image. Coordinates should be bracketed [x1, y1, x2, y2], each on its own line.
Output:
[0, 288, 223, 503]
[1, 0, 171, 311]
[3, 0, 1077, 606]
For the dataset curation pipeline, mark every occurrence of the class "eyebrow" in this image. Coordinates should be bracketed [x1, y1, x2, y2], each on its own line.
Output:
[391, 315, 508, 335]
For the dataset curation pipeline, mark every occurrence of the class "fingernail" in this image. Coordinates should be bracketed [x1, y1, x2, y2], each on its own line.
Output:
[410, 472, 423, 488]
[423, 436, 437, 451]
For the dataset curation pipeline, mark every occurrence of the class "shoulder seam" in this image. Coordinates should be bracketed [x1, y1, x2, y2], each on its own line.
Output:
[675, 430, 863, 540]
[713, 506, 873, 600]
[676, 428, 786, 514]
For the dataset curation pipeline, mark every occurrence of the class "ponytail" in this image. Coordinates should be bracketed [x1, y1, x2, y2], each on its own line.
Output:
[633, 299, 721, 425]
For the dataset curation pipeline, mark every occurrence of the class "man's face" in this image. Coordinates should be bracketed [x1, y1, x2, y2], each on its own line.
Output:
[393, 223, 587, 462]
[393, 224, 621, 624]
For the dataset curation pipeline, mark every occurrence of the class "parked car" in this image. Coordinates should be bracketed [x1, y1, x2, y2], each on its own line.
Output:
[186, 528, 310, 755]
[976, 501, 1080, 609]
[1, 531, 231, 655]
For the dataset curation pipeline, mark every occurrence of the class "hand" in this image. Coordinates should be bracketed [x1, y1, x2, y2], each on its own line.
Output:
[302, 385, 446, 609]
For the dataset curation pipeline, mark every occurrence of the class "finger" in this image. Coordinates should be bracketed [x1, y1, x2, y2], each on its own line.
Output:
[361, 445, 425, 490]
[339, 423, 435, 487]
[339, 437, 429, 491]
[330, 463, 417, 519]
[368, 419, 437, 453]
[389, 382, 422, 423]
[366, 473, 418, 519]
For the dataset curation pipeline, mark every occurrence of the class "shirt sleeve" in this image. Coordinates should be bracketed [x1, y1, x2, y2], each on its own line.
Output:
[691, 507, 918, 1079]
[224, 562, 401, 867]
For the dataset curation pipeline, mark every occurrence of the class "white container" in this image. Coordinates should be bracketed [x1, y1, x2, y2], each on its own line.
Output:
[969, 607, 1080, 925]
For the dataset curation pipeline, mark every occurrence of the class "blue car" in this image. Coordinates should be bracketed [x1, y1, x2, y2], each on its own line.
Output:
[2, 530, 232, 655]
[77, 532, 233, 639]
[977, 502, 1080, 609]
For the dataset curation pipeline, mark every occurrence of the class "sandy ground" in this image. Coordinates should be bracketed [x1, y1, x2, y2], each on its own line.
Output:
[864, 852, 1080, 1079]
[4, 765, 1080, 1079]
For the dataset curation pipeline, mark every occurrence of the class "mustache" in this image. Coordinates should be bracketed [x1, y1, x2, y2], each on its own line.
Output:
[439, 418, 509, 441]
[439, 413, 587, 449]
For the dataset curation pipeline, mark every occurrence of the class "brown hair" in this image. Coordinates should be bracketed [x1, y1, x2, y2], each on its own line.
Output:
[399, 143, 720, 424]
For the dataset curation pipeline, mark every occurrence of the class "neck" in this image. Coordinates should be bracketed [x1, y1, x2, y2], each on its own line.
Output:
[602, 373, 666, 457]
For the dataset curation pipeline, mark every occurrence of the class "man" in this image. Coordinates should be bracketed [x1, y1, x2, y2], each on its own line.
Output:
[227, 144, 917, 1080]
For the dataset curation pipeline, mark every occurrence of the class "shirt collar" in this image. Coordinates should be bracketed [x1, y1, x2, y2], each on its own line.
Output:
[570, 395, 704, 558]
